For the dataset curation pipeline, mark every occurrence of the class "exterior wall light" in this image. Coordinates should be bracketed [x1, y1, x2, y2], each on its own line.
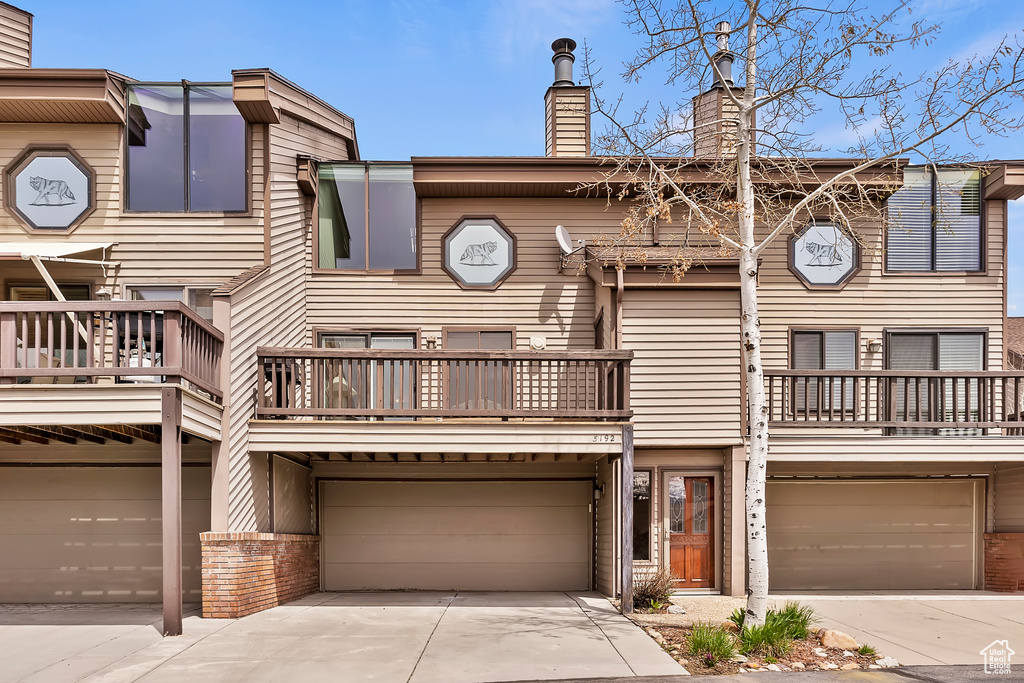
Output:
[866, 339, 882, 353]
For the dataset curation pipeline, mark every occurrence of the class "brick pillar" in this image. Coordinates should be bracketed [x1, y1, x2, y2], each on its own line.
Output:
[984, 533, 1024, 592]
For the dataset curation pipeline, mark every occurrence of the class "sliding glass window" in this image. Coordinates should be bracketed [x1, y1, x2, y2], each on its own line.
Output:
[318, 163, 416, 271]
[126, 83, 246, 212]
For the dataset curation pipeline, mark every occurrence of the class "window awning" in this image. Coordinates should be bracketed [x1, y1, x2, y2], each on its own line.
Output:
[0, 242, 118, 302]
[0, 242, 118, 265]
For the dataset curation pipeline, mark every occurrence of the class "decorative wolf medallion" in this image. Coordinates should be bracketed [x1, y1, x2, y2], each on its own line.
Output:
[6, 147, 94, 232]
[443, 218, 516, 289]
[789, 222, 860, 289]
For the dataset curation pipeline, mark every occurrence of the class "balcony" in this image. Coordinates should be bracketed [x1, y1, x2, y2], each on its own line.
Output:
[0, 301, 223, 399]
[765, 369, 1024, 435]
[257, 348, 632, 421]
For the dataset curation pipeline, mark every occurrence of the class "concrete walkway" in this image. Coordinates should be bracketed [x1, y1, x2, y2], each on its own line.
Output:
[774, 593, 1024, 666]
[0, 592, 683, 683]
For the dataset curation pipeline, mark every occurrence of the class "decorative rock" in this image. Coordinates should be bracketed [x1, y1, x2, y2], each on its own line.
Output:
[766, 664, 782, 672]
[791, 662, 805, 670]
[875, 656, 900, 668]
[738, 668, 747, 673]
[821, 629, 860, 650]
[722, 620, 741, 633]
[841, 662, 859, 670]
[868, 665, 882, 669]
[667, 605, 687, 614]
[817, 628, 828, 638]
[812, 648, 828, 657]
[747, 661, 760, 669]
[731, 654, 749, 663]
[647, 629, 668, 646]
[823, 662, 839, 670]
[842, 650, 855, 657]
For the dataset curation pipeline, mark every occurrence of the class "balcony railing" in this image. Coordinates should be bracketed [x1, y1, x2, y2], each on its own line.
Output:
[0, 301, 223, 401]
[765, 369, 1024, 433]
[257, 348, 632, 420]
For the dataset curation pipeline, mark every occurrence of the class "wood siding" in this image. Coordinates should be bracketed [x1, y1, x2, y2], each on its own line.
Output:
[306, 197, 613, 349]
[545, 87, 589, 158]
[995, 464, 1024, 532]
[223, 113, 350, 531]
[596, 455, 615, 595]
[0, 123, 266, 286]
[622, 289, 743, 445]
[272, 456, 312, 534]
[0, 4, 30, 69]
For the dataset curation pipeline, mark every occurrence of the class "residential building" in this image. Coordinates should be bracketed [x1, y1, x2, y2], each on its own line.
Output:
[1, 4, 1022, 635]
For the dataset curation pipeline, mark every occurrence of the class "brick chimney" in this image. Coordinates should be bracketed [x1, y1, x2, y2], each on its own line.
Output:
[544, 38, 590, 157]
[0, 3, 32, 68]
[692, 22, 752, 157]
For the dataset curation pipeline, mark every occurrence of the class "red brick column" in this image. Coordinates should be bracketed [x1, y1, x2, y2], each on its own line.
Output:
[201, 532, 320, 618]
[984, 533, 1024, 593]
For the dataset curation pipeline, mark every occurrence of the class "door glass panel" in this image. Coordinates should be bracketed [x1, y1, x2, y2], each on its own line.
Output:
[668, 477, 686, 533]
[633, 471, 651, 561]
[445, 330, 513, 410]
[692, 480, 709, 534]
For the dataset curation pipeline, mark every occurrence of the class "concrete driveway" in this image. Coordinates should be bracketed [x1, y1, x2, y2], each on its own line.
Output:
[780, 593, 1024, 666]
[0, 592, 682, 683]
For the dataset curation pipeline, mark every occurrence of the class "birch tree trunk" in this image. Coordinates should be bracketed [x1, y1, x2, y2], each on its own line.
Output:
[739, 12, 769, 627]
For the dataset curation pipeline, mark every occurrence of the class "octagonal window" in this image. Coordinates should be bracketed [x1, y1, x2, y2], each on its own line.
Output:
[5, 148, 94, 232]
[789, 222, 860, 289]
[442, 217, 516, 290]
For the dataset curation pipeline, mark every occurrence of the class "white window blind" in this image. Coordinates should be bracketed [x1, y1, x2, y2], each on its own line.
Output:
[886, 167, 982, 272]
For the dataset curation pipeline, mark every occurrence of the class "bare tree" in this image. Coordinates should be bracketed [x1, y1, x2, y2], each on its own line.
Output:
[581, 0, 1024, 625]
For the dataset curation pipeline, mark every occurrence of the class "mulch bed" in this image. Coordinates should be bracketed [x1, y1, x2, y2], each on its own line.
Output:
[648, 625, 884, 676]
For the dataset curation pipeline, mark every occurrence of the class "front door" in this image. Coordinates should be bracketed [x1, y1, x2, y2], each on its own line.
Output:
[666, 475, 714, 588]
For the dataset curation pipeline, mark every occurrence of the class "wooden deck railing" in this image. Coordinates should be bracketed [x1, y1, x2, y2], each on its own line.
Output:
[0, 301, 224, 401]
[765, 369, 1024, 433]
[256, 348, 632, 420]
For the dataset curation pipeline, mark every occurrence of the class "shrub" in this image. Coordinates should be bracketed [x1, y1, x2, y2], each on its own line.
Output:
[686, 623, 736, 665]
[771, 601, 815, 640]
[633, 567, 675, 611]
[858, 644, 879, 658]
[728, 607, 746, 630]
[739, 620, 793, 658]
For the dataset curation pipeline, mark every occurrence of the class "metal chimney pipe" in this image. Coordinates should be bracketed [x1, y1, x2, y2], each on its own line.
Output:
[711, 21, 734, 88]
[551, 38, 577, 87]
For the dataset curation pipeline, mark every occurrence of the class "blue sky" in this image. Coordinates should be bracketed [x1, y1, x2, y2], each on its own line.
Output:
[21, 0, 1024, 313]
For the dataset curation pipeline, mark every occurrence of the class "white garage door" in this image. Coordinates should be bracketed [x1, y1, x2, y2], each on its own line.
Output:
[0, 467, 210, 602]
[321, 480, 591, 591]
[767, 479, 980, 590]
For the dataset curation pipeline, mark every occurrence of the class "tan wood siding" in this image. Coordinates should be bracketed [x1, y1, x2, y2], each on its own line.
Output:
[994, 464, 1024, 532]
[0, 466, 210, 602]
[306, 197, 614, 350]
[0, 4, 30, 69]
[767, 436, 1024, 462]
[320, 479, 591, 591]
[756, 202, 1005, 375]
[622, 289, 742, 445]
[272, 456, 312, 534]
[767, 479, 980, 590]
[0, 123, 267, 287]
[223, 114, 349, 531]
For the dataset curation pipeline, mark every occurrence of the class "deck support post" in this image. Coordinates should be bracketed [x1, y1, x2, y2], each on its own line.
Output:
[620, 422, 634, 614]
[161, 387, 183, 636]
[210, 439, 228, 532]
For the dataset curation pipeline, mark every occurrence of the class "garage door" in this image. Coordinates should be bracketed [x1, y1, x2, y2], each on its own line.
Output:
[0, 467, 210, 602]
[321, 480, 591, 591]
[767, 480, 979, 590]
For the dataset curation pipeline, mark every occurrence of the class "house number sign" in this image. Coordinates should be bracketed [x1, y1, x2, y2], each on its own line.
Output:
[442, 216, 516, 290]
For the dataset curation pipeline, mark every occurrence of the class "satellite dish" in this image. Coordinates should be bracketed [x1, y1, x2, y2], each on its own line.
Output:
[555, 225, 574, 255]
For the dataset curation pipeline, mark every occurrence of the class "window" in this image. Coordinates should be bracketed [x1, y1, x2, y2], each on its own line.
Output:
[128, 285, 215, 323]
[318, 332, 416, 416]
[633, 471, 652, 561]
[888, 330, 985, 434]
[317, 163, 416, 271]
[126, 84, 246, 212]
[443, 328, 514, 410]
[886, 167, 982, 272]
[792, 330, 857, 411]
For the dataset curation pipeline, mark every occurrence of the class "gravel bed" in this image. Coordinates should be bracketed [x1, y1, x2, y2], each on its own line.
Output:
[627, 595, 782, 628]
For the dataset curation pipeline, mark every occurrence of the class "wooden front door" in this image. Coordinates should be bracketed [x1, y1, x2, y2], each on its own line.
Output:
[666, 475, 715, 588]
